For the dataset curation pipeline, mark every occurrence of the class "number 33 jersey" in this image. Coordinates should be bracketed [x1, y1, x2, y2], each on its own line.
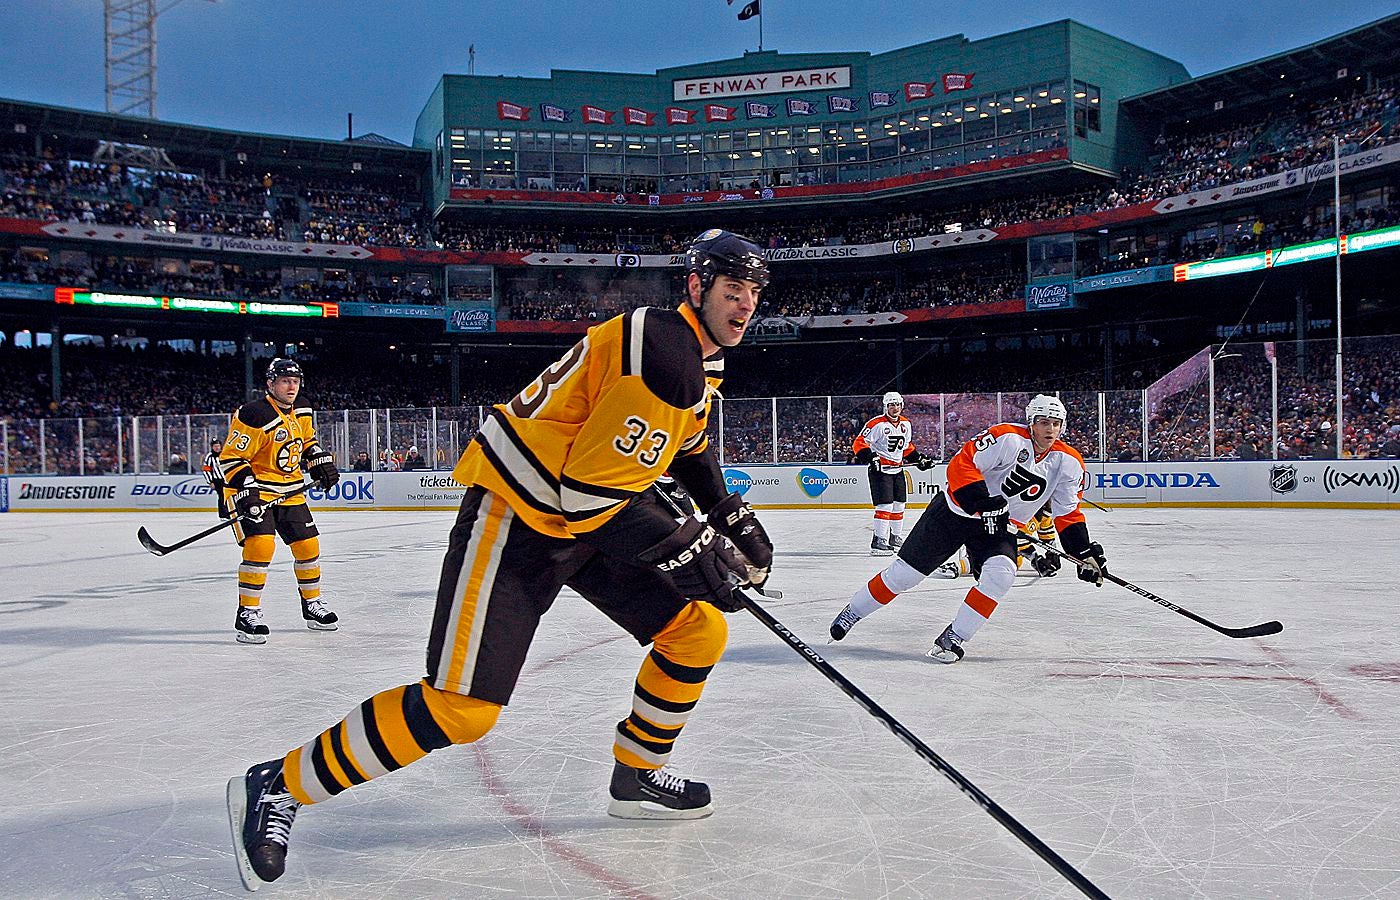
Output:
[453, 303, 720, 539]
[945, 423, 1088, 529]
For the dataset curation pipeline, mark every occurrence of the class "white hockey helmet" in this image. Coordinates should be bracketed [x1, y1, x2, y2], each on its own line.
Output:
[882, 391, 904, 417]
[1026, 393, 1067, 425]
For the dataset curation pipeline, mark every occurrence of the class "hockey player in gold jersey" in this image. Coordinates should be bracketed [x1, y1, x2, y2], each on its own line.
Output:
[226, 230, 776, 890]
[219, 358, 340, 643]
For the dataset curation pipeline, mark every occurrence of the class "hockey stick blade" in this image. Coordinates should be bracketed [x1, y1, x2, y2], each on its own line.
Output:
[137, 483, 312, 556]
[1216, 620, 1284, 639]
[1021, 532, 1283, 639]
[136, 526, 173, 556]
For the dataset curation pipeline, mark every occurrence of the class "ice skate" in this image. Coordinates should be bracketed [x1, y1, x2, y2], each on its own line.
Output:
[607, 761, 713, 820]
[227, 758, 301, 891]
[302, 598, 339, 631]
[235, 606, 269, 644]
[933, 561, 961, 579]
[888, 533, 904, 550]
[926, 624, 965, 663]
[870, 535, 893, 556]
[828, 604, 863, 642]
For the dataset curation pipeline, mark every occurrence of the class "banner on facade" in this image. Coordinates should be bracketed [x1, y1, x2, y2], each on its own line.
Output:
[38, 221, 372, 260]
[1153, 142, 1400, 215]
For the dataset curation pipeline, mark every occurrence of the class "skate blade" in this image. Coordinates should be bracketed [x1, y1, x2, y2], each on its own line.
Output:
[303, 621, 339, 631]
[870, 549, 893, 557]
[235, 632, 268, 644]
[925, 647, 964, 664]
[607, 798, 714, 821]
[226, 776, 263, 892]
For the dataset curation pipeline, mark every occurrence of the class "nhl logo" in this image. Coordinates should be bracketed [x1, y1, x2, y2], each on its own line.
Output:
[1269, 464, 1297, 494]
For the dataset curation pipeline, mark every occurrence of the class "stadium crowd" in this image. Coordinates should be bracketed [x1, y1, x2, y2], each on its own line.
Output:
[5, 330, 1395, 475]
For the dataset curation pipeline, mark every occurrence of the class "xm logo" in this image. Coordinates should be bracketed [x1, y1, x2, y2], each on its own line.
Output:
[1322, 465, 1400, 494]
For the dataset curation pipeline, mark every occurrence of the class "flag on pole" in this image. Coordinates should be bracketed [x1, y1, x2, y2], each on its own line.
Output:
[737, 0, 760, 20]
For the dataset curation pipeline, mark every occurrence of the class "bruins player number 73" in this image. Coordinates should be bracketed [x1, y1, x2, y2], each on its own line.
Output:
[225, 229, 776, 891]
[218, 358, 341, 644]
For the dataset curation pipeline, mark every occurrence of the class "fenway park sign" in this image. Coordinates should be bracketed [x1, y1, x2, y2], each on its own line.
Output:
[673, 66, 851, 101]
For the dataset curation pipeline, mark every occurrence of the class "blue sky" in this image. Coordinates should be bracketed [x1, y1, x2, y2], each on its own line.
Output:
[1, 1, 1393, 143]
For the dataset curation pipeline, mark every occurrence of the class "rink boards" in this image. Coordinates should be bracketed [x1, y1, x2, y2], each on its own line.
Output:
[3, 460, 1397, 511]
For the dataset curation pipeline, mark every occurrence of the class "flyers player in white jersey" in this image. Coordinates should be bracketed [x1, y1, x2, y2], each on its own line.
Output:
[852, 391, 934, 555]
[830, 394, 1108, 662]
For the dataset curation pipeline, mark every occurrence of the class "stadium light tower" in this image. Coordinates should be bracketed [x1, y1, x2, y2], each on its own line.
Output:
[103, 0, 218, 119]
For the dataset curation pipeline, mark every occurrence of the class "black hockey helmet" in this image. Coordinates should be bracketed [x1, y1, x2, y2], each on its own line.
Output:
[265, 357, 304, 385]
[685, 229, 769, 295]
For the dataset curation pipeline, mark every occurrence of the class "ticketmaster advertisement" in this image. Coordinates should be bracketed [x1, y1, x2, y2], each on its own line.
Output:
[2, 461, 1398, 511]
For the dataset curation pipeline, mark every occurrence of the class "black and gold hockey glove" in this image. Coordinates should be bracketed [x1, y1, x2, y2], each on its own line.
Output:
[305, 449, 339, 490]
[637, 518, 748, 611]
[707, 492, 773, 586]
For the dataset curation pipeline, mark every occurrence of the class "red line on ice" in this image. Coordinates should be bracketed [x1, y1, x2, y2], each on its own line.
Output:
[471, 631, 659, 900]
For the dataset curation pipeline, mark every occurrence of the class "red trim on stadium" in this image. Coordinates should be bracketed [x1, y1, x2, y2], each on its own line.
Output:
[448, 147, 1069, 206]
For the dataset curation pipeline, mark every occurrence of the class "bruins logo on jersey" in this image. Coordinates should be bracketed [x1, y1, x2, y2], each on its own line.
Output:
[276, 439, 305, 474]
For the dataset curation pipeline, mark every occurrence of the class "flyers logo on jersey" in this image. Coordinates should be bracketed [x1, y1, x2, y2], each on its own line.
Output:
[1002, 464, 1048, 501]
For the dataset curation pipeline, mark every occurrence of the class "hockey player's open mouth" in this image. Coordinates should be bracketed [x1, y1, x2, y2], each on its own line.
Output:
[728, 316, 748, 334]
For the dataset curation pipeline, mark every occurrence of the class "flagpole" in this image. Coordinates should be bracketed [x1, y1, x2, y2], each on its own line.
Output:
[759, 6, 764, 51]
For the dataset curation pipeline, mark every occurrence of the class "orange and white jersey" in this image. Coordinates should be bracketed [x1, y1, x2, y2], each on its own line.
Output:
[853, 415, 916, 474]
[945, 423, 1087, 529]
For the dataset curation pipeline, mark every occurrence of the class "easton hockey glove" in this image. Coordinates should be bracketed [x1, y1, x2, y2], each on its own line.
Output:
[305, 448, 339, 490]
[637, 518, 748, 610]
[707, 492, 773, 587]
[912, 452, 936, 471]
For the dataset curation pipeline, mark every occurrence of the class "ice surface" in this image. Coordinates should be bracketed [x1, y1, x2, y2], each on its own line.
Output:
[2, 506, 1398, 899]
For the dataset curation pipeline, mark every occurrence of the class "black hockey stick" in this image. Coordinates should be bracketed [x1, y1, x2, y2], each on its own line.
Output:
[137, 483, 312, 556]
[1020, 533, 1282, 639]
[737, 591, 1110, 899]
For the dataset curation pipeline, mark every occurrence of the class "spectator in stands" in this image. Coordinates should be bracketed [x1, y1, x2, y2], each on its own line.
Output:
[402, 445, 427, 470]
[351, 450, 372, 472]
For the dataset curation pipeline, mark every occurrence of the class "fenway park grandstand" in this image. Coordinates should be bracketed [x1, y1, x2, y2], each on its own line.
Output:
[2, 13, 1399, 475]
